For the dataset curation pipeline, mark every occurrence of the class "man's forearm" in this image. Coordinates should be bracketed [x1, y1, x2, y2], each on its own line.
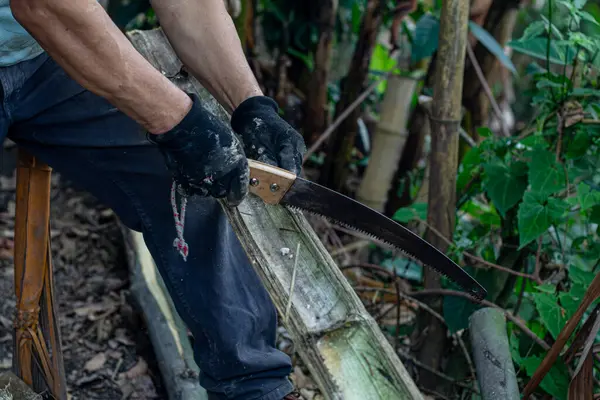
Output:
[12, 0, 191, 134]
[152, 0, 263, 114]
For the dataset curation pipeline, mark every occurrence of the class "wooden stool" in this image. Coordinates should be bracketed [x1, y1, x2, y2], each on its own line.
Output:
[12, 149, 67, 399]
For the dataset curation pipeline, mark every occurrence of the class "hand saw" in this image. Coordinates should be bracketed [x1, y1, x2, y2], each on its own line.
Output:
[246, 160, 487, 301]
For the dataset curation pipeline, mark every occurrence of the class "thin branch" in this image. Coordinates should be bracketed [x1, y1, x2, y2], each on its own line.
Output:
[394, 269, 402, 349]
[329, 240, 371, 256]
[457, 329, 477, 382]
[347, 263, 476, 379]
[303, 74, 388, 163]
[412, 289, 550, 351]
[414, 217, 539, 282]
[466, 42, 509, 137]
[459, 126, 477, 147]
[355, 285, 550, 351]
[397, 349, 479, 394]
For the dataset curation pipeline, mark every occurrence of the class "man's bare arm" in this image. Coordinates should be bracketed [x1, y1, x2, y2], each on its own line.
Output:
[151, 0, 263, 114]
[12, 0, 192, 134]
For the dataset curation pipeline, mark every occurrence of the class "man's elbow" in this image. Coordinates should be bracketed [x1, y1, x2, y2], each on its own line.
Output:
[11, 0, 54, 28]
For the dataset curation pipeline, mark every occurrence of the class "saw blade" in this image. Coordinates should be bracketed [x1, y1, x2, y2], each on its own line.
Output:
[280, 177, 487, 301]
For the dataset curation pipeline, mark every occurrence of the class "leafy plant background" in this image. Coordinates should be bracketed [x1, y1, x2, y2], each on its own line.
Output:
[108, 0, 600, 398]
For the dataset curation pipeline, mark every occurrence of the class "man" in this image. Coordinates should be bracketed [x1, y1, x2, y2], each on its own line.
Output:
[3, 1, 306, 399]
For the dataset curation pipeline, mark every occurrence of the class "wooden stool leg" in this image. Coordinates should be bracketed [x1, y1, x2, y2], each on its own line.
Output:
[13, 150, 67, 399]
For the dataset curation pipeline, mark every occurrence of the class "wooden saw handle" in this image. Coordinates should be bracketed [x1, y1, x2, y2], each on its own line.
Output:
[248, 160, 296, 205]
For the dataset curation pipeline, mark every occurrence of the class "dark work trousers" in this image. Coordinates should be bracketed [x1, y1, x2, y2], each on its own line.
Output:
[0, 52, 293, 400]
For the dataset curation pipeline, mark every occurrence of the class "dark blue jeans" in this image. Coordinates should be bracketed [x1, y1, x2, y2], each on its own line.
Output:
[1, 52, 293, 400]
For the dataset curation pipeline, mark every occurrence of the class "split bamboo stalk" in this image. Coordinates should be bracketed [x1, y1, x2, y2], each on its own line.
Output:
[127, 28, 424, 400]
[13, 150, 67, 399]
[356, 75, 418, 212]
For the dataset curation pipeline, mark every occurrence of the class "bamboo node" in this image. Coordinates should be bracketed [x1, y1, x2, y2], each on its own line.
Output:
[427, 116, 462, 125]
[14, 307, 41, 332]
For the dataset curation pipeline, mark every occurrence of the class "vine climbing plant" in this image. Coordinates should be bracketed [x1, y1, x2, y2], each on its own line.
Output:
[445, 1, 599, 397]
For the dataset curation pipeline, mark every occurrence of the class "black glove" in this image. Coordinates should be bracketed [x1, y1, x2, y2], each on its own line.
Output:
[231, 96, 306, 175]
[148, 93, 249, 206]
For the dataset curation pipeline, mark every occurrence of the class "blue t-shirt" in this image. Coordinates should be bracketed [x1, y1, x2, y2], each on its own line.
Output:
[0, 1, 44, 66]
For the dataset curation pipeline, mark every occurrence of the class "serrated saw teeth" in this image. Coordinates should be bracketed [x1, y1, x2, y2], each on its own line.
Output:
[247, 160, 487, 301]
[284, 204, 485, 301]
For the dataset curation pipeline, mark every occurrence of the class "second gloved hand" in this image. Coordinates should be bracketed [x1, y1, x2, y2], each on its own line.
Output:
[231, 96, 306, 175]
[148, 93, 249, 206]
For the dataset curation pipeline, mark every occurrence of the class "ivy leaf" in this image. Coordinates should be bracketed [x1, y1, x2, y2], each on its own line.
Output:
[576, 182, 600, 210]
[528, 147, 567, 196]
[522, 356, 569, 400]
[517, 192, 568, 248]
[509, 332, 521, 364]
[535, 283, 557, 294]
[457, 146, 482, 192]
[532, 292, 568, 340]
[569, 265, 596, 286]
[559, 290, 582, 319]
[443, 268, 494, 333]
[574, 0, 589, 10]
[477, 127, 493, 138]
[566, 129, 591, 159]
[483, 162, 528, 216]
[444, 294, 481, 334]
[392, 203, 428, 223]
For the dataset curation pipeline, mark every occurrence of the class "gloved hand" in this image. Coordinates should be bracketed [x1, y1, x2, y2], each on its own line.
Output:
[148, 93, 249, 206]
[231, 96, 306, 175]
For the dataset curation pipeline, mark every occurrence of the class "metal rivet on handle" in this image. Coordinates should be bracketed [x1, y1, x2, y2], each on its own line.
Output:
[270, 183, 280, 192]
[250, 178, 260, 186]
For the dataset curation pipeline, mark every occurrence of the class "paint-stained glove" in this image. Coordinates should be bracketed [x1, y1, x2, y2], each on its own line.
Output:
[148, 93, 249, 206]
[231, 96, 306, 175]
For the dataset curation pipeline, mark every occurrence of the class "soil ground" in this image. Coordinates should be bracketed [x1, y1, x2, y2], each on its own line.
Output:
[0, 147, 166, 399]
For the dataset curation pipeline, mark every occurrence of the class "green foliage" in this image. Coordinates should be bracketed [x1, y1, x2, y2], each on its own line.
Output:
[517, 191, 568, 248]
[468, 21, 517, 74]
[521, 355, 570, 400]
[408, 11, 518, 73]
[528, 147, 566, 196]
[392, 203, 427, 223]
[411, 14, 440, 63]
[531, 290, 568, 339]
[482, 161, 528, 216]
[387, 2, 600, 397]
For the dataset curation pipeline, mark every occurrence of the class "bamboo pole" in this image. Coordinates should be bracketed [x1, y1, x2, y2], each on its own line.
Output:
[13, 150, 67, 399]
[123, 229, 208, 400]
[417, 0, 471, 386]
[469, 308, 520, 400]
[127, 28, 424, 400]
[356, 75, 418, 212]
